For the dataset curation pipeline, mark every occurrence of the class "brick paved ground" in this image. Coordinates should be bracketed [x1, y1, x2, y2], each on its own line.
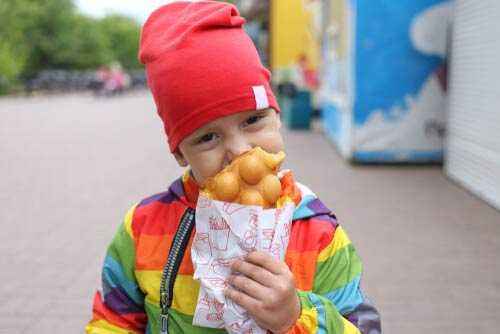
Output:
[1, 92, 499, 333]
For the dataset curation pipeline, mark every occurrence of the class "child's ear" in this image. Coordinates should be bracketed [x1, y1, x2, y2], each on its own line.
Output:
[173, 150, 189, 167]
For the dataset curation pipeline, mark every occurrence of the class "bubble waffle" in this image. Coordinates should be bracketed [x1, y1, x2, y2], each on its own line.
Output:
[201, 147, 286, 208]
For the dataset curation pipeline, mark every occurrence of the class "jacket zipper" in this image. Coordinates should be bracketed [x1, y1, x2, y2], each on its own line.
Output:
[159, 208, 195, 334]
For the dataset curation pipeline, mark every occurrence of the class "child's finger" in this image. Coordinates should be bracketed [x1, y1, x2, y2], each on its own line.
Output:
[228, 274, 270, 301]
[244, 251, 285, 275]
[224, 287, 261, 314]
[231, 258, 275, 287]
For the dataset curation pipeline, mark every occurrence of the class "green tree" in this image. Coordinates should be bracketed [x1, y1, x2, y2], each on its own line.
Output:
[20, 0, 75, 75]
[0, 0, 157, 94]
[0, 0, 40, 92]
[98, 14, 142, 69]
[51, 14, 112, 70]
[21, 0, 113, 73]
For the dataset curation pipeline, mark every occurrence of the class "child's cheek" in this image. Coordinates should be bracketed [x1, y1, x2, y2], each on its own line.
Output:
[253, 130, 285, 154]
[195, 149, 226, 182]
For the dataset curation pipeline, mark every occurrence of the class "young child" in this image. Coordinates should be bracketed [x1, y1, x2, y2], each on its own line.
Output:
[86, 1, 381, 333]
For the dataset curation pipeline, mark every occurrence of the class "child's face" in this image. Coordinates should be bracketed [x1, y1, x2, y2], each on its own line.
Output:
[175, 109, 284, 185]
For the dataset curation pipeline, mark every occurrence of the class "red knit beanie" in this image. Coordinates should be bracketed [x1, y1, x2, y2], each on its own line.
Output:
[139, 1, 280, 152]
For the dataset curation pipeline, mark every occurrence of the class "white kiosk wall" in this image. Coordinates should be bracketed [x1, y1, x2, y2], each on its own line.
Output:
[445, 0, 500, 210]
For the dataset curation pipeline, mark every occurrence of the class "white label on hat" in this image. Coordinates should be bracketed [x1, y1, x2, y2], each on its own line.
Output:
[252, 85, 269, 110]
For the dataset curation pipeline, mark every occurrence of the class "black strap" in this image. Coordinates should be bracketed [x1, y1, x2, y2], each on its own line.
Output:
[159, 207, 195, 334]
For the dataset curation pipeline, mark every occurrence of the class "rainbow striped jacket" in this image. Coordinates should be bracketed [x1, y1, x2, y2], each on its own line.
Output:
[86, 173, 381, 334]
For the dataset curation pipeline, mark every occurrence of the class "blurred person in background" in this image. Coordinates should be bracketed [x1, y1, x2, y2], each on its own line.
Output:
[94, 62, 131, 97]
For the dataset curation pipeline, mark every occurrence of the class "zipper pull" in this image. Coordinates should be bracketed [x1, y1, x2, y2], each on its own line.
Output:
[160, 313, 169, 334]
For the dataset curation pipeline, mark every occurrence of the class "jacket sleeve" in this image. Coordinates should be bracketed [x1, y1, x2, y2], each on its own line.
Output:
[86, 205, 148, 334]
[289, 225, 381, 334]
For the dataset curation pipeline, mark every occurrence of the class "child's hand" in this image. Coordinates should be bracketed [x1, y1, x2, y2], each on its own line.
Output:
[225, 251, 301, 334]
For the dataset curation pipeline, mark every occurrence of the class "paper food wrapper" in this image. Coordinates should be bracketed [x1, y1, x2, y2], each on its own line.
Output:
[191, 194, 295, 334]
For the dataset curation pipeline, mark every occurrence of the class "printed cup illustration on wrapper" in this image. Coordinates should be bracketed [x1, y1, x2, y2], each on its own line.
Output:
[193, 232, 212, 265]
[239, 210, 259, 251]
[196, 293, 225, 324]
[209, 216, 230, 251]
[261, 228, 275, 252]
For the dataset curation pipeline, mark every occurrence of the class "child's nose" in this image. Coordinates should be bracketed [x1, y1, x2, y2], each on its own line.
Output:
[225, 137, 252, 163]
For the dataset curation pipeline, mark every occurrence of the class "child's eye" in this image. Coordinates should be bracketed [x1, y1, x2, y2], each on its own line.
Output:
[243, 115, 264, 127]
[196, 132, 218, 144]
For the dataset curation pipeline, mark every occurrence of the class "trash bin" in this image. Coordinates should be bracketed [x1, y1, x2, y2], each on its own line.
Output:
[278, 83, 312, 130]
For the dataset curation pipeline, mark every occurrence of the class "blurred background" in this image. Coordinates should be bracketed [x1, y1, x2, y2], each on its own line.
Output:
[1, 0, 499, 333]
